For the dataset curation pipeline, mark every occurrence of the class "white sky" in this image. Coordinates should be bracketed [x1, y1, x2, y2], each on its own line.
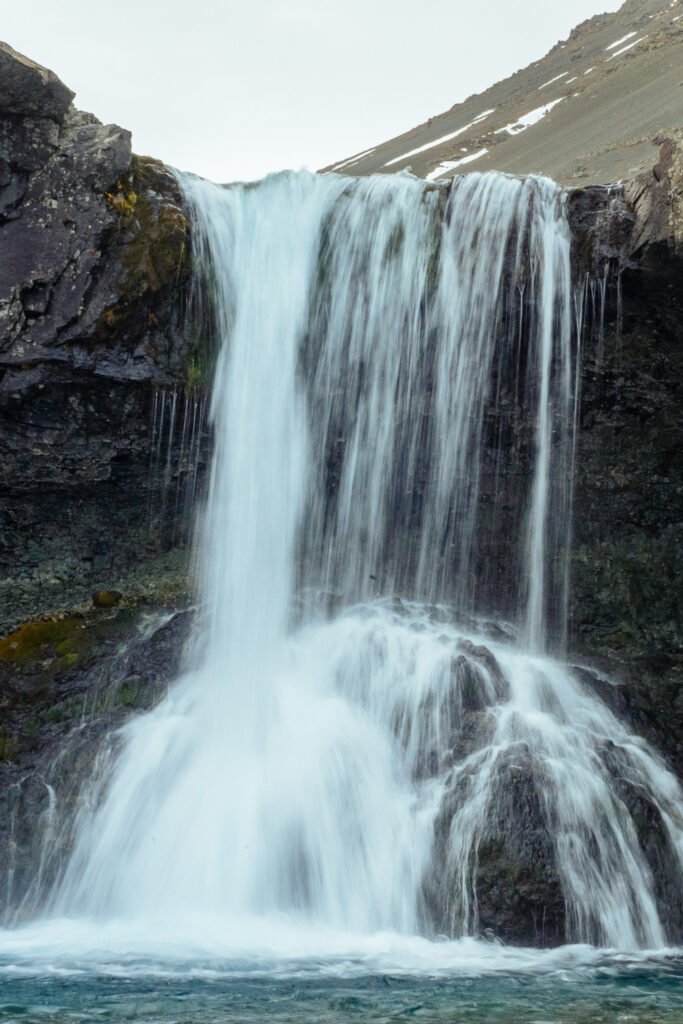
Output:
[3, 0, 622, 183]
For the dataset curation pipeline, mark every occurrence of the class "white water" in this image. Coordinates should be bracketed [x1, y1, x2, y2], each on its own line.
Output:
[4, 169, 683, 968]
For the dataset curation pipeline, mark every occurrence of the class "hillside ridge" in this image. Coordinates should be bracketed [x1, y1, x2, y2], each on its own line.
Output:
[321, 0, 683, 186]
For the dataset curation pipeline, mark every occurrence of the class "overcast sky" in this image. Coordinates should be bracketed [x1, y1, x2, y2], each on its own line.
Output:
[5, 0, 622, 182]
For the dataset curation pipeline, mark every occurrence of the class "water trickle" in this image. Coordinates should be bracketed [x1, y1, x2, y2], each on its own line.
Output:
[21, 169, 683, 953]
[147, 385, 208, 546]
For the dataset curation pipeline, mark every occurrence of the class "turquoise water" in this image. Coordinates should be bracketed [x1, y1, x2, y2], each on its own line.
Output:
[2, 955, 683, 1023]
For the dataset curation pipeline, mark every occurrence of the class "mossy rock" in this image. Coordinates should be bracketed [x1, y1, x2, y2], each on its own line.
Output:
[119, 195, 187, 296]
[92, 590, 123, 609]
[94, 154, 189, 342]
[118, 675, 144, 708]
[118, 157, 188, 299]
[0, 614, 90, 669]
[0, 729, 18, 762]
[0, 606, 137, 681]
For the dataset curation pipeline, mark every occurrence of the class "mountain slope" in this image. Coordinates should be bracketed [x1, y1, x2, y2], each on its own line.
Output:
[321, 0, 683, 185]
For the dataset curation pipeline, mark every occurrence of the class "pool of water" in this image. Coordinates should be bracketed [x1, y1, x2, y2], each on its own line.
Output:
[2, 968, 683, 1023]
[2, 941, 683, 1023]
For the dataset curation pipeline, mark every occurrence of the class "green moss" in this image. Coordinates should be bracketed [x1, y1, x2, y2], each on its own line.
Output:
[185, 359, 202, 390]
[105, 185, 138, 218]
[118, 189, 188, 299]
[0, 616, 89, 665]
[184, 353, 213, 392]
[0, 729, 18, 762]
[95, 156, 189, 346]
[45, 704, 68, 724]
[118, 681, 139, 707]
[24, 716, 39, 739]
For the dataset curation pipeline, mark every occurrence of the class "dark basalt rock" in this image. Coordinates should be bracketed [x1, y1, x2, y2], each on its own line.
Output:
[423, 750, 566, 946]
[568, 151, 683, 779]
[0, 42, 206, 634]
[0, 605, 194, 918]
[455, 639, 508, 701]
[0, 42, 74, 120]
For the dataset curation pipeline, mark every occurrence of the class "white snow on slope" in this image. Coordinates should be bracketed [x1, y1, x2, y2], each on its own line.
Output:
[494, 98, 564, 136]
[606, 31, 637, 50]
[383, 110, 494, 167]
[606, 36, 648, 60]
[331, 148, 377, 172]
[539, 72, 568, 89]
[425, 148, 489, 181]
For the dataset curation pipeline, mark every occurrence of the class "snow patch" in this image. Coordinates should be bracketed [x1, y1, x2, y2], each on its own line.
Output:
[425, 149, 489, 182]
[330, 148, 376, 172]
[605, 31, 637, 50]
[494, 99, 564, 137]
[605, 36, 648, 60]
[538, 72, 568, 89]
[383, 110, 495, 168]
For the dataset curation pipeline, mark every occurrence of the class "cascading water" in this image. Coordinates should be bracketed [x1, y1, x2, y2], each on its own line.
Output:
[6, 169, 683, 964]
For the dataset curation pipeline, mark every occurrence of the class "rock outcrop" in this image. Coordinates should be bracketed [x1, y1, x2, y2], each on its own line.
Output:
[0, 42, 206, 634]
[570, 143, 683, 780]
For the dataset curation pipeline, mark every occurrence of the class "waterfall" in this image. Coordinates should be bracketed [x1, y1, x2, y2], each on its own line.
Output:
[39, 170, 683, 952]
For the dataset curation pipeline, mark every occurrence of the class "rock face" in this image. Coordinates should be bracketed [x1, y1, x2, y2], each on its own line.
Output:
[571, 155, 683, 779]
[0, 42, 682, 947]
[0, 42, 73, 120]
[0, 42, 207, 633]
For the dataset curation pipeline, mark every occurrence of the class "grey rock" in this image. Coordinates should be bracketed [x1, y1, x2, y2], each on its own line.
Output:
[0, 41, 74, 120]
[0, 43, 198, 633]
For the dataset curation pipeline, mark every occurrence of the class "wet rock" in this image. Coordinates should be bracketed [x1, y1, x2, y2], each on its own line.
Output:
[424, 751, 566, 945]
[92, 590, 123, 609]
[0, 605, 193, 918]
[601, 742, 683, 943]
[455, 639, 508, 701]
[568, 169, 683, 778]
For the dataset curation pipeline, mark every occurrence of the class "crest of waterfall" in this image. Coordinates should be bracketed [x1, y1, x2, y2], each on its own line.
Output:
[43, 170, 683, 952]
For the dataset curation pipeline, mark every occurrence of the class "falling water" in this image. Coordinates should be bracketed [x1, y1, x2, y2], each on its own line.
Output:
[147, 386, 207, 543]
[10, 169, 683, 959]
